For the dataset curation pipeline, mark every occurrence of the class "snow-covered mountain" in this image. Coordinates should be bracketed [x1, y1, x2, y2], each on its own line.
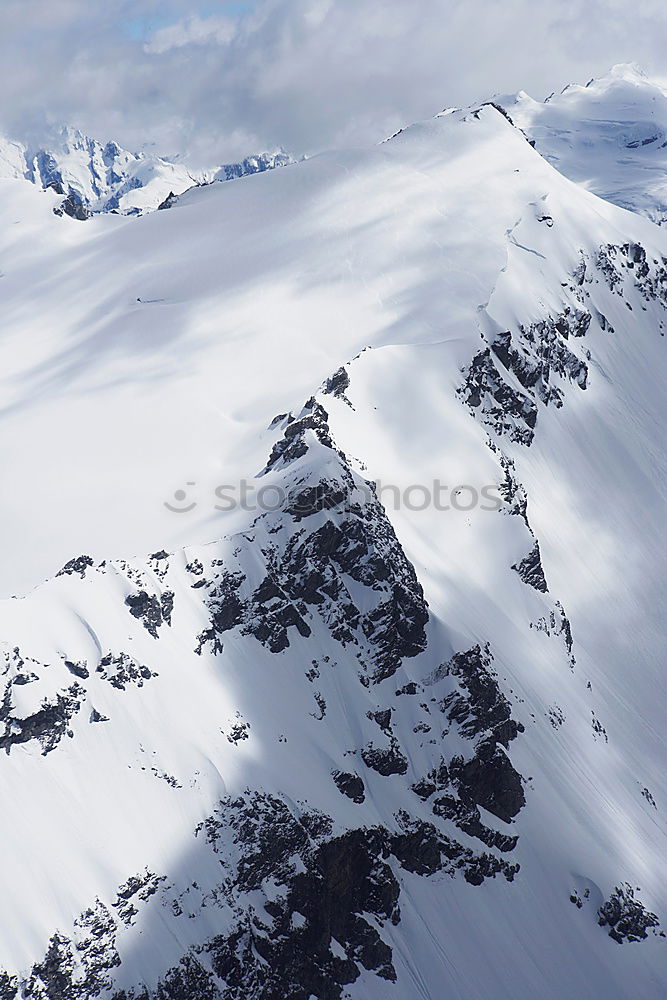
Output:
[0, 125, 293, 216]
[1, 69, 667, 1000]
[500, 63, 667, 224]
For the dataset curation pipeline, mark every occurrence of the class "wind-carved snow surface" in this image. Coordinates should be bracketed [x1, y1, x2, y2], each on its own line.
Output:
[1, 76, 667, 999]
[500, 63, 667, 224]
[0, 125, 293, 216]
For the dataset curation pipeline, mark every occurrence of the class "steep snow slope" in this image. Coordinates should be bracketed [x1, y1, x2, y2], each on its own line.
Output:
[2, 125, 293, 216]
[1, 96, 667, 1000]
[501, 63, 667, 224]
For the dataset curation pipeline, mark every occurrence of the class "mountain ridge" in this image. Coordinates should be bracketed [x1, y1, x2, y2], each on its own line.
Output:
[0, 82, 666, 999]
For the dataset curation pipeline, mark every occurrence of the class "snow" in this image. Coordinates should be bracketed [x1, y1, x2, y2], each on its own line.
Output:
[0, 108, 552, 595]
[0, 136, 25, 180]
[1, 124, 294, 216]
[501, 63, 667, 224]
[0, 70, 667, 998]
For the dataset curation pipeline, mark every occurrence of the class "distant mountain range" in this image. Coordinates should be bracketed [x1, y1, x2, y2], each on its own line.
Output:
[0, 125, 294, 217]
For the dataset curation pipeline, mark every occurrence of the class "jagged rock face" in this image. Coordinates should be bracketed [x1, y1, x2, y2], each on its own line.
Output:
[449, 744, 524, 824]
[459, 304, 591, 444]
[125, 589, 174, 638]
[458, 347, 538, 445]
[492, 320, 589, 406]
[437, 645, 524, 748]
[57, 555, 95, 579]
[200, 799, 401, 999]
[512, 542, 548, 592]
[0, 647, 85, 755]
[332, 770, 365, 803]
[53, 190, 92, 221]
[194, 404, 429, 684]
[20, 901, 121, 999]
[597, 885, 662, 944]
[0, 683, 84, 755]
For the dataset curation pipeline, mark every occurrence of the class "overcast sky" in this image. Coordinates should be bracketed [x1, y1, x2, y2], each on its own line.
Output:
[2, 0, 666, 166]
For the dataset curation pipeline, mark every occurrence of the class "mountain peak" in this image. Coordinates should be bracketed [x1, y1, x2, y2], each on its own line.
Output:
[549, 63, 666, 108]
[603, 61, 649, 83]
[500, 65, 667, 224]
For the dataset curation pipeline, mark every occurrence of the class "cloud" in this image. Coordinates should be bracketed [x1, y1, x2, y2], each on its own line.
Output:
[144, 13, 237, 53]
[0, 0, 666, 166]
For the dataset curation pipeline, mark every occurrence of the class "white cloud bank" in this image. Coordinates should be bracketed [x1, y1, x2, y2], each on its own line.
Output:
[1, 0, 666, 165]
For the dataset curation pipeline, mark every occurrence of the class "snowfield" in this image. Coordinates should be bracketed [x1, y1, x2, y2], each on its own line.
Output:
[0, 66, 666, 999]
[501, 63, 667, 224]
